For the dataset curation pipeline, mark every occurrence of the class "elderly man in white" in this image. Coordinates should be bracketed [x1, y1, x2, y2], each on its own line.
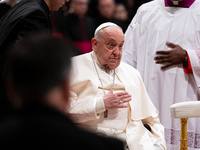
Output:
[68, 22, 166, 150]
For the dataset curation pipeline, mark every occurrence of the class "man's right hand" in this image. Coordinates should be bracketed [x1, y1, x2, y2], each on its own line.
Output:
[103, 89, 132, 110]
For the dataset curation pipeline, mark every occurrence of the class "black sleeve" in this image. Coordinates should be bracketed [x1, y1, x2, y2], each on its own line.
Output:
[16, 10, 50, 42]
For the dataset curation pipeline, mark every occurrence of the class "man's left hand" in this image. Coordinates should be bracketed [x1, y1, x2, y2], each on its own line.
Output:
[154, 41, 187, 70]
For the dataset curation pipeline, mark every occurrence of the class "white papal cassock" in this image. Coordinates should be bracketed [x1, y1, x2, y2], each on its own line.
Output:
[68, 51, 166, 150]
[122, 0, 200, 149]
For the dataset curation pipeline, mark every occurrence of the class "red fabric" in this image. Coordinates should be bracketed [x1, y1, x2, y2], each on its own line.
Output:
[165, 0, 195, 8]
[73, 41, 92, 53]
[52, 32, 63, 39]
[50, 11, 63, 39]
[183, 53, 193, 74]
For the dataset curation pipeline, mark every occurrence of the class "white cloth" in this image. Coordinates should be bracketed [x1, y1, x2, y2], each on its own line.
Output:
[68, 51, 166, 150]
[122, 0, 200, 149]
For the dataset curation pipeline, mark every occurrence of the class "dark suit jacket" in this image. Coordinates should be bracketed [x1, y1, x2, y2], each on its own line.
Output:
[0, 0, 50, 74]
[0, 3, 11, 20]
[0, 0, 51, 120]
[0, 0, 51, 51]
[0, 105, 125, 150]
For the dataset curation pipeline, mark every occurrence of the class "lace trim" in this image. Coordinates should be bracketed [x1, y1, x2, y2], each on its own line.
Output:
[165, 128, 200, 148]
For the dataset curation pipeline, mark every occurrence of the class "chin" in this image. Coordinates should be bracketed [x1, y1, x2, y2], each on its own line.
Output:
[51, 6, 60, 11]
[110, 65, 119, 70]
[53, 8, 59, 11]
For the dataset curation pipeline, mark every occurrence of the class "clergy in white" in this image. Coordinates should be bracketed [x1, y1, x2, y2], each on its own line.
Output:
[122, 0, 200, 149]
[68, 22, 166, 150]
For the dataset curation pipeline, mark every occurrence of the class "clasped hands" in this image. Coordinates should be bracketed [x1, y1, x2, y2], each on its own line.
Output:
[154, 41, 187, 70]
[103, 89, 132, 110]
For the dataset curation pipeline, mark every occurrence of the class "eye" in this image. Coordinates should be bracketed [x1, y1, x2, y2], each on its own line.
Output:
[119, 44, 123, 51]
[107, 43, 115, 49]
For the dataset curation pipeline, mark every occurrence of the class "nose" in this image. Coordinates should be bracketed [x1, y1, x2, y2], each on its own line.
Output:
[113, 47, 121, 55]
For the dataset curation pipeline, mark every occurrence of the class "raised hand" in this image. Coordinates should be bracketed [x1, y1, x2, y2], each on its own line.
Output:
[103, 89, 132, 110]
[154, 41, 187, 70]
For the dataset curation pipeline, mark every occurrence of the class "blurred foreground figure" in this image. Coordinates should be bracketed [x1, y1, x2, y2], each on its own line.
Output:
[0, 33, 125, 150]
[122, 0, 200, 149]
[59, 0, 96, 54]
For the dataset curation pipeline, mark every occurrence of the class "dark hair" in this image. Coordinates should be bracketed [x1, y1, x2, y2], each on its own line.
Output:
[5, 32, 72, 101]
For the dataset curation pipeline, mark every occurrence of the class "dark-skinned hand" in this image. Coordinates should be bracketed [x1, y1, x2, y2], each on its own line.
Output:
[154, 41, 187, 70]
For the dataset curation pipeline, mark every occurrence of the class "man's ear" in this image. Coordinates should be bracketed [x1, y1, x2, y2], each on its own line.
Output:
[91, 38, 97, 52]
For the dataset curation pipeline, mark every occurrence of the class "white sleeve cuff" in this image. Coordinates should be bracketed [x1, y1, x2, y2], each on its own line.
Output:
[95, 97, 105, 114]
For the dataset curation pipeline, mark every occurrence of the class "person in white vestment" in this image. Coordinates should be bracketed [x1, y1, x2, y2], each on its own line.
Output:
[122, 0, 200, 149]
[68, 22, 166, 150]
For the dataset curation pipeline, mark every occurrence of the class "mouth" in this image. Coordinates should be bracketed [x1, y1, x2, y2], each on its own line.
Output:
[110, 57, 118, 61]
[109, 58, 119, 64]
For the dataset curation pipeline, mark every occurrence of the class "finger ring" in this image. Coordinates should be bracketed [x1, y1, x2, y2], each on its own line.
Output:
[120, 100, 123, 104]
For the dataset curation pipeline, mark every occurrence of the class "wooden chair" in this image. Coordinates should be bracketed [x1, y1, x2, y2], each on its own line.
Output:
[170, 101, 200, 150]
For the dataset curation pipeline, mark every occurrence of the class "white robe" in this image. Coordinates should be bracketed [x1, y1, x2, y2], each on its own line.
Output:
[122, 0, 200, 149]
[68, 51, 166, 150]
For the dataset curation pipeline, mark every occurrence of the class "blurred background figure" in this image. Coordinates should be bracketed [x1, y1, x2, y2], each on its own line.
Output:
[113, 3, 129, 30]
[123, 0, 135, 23]
[117, 0, 152, 23]
[114, 3, 128, 21]
[95, 0, 128, 32]
[0, 0, 22, 19]
[97, 0, 116, 21]
[52, 0, 96, 54]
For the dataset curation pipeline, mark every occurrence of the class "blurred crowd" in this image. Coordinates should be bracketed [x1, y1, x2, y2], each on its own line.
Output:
[0, 0, 153, 57]
[50, 0, 152, 55]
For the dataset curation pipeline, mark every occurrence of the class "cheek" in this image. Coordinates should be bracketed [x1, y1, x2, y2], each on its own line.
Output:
[100, 52, 110, 63]
[108, 51, 114, 58]
[101, 53, 109, 62]
[119, 52, 122, 58]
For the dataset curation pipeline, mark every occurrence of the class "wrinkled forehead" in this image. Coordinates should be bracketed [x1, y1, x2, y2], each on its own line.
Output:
[100, 27, 124, 44]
